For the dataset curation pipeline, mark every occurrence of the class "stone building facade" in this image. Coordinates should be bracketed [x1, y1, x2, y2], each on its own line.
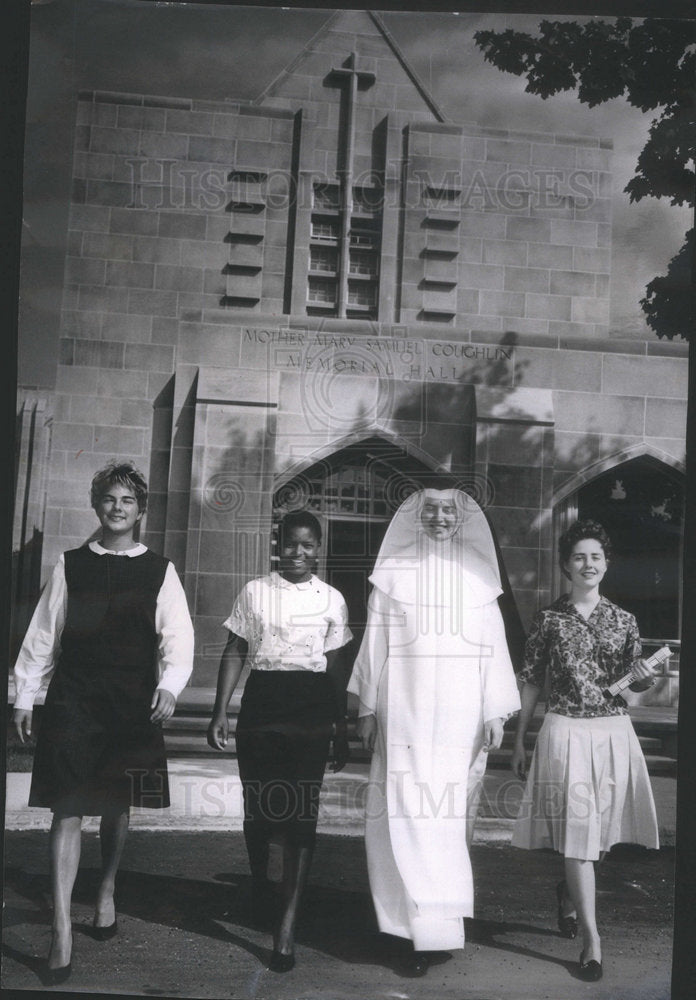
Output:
[14, 11, 687, 700]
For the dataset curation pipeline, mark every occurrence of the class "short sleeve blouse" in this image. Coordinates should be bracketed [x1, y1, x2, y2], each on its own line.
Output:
[223, 572, 352, 672]
[518, 594, 641, 718]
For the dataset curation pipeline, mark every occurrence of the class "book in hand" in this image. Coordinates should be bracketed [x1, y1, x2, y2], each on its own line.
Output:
[602, 645, 671, 700]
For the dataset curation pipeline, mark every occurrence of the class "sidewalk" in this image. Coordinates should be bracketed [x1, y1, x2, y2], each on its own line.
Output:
[2, 829, 674, 999]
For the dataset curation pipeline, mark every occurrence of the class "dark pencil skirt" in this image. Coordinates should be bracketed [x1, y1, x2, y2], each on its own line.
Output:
[236, 670, 336, 849]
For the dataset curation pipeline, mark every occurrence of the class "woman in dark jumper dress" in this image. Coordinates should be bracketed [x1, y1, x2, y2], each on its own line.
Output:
[13, 463, 194, 984]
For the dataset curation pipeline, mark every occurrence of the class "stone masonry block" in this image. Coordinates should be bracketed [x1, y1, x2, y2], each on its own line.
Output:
[52, 423, 95, 453]
[127, 288, 179, 316]
[69, 204, 111, 233]
[85, 180, 137, 209]
[645, 398, 688, 438]
[70, 394, 122, 425]
[486, 463, 542, 508]
[188, 136, 237, 165]
[531, 142, 577, 168]
[527, 242, 574, 270]
[73, 339, 125, 369]
[105, 261, 155, 289]
[504, 267, 549, 293]
[158, 212, 208, 240]
[486, 138, 531, 165]
[526, 292, 571, 320]
[550, 219, 598, 247]
[506, 217, 552, 243]
[131, 235, 182, 265]
[575, 197, 612, 223]
[482, 240, 527, 266]
[96, 369, 150, 399]
[65, 256, 106, 285]
[553, 390, 644, 435]
[139, 131, 190, 159]
[571, 297, 609, 325]
[101, 313, 153, 343]
[93, 425, 145, 454]
[155, 264, 204, 293]
[457, 263, 505, 290]
[78, 285, 123, 312]
[110, 207, 159, 236]
[165, 109, 215, 135]
[82, 232, 134, 260]
[573, 246, 611, 273]
[602, 355, 688, 400]
[89, 126, 141, 155]
[55, 366, 100, 395]
[124, 343, 175, 373]
[479, 290, 525, 317]
[73, 151, 116, 181]
[550, 271, 596, 297]
[215, 114, 271, 142]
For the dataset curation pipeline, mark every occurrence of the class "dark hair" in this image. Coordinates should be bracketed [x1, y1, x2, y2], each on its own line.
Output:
[90, 462, 148, 513]
[558, 519, 612, 565]
[277, 510, 322, 546]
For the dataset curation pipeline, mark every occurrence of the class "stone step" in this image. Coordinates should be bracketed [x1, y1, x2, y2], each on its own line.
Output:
[162, 733, 675, 777]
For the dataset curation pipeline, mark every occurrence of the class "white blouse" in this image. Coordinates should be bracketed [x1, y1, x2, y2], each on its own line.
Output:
[13, 541, 195, 710]
[223, 572, 352, 672]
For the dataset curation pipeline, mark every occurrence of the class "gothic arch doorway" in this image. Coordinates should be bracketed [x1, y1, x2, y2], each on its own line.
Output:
[555, 455, 684, 642]
[272, 436, 448, 645]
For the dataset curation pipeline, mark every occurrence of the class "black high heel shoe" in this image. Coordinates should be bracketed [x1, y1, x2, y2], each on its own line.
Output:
[556, 881, 578, 939]
[403, 949, 430, 977]
[46, 930, 72, 986]
[268, 949, 295, 973]
[46, 962, 72, 986]
[579, 950, 603, 981]
[92, 920, 118, 941]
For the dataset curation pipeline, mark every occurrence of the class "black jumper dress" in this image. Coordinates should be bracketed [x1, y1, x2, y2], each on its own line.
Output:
[29, 546, 171, 815]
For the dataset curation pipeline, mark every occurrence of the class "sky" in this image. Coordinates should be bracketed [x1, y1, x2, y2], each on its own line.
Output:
[17, 0, 692, 386]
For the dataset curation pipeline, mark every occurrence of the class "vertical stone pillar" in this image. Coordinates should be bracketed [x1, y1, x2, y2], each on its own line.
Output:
[474, 386, 554, 629]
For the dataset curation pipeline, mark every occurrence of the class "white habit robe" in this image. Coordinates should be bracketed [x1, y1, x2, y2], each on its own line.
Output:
[348, 582, 520, 951]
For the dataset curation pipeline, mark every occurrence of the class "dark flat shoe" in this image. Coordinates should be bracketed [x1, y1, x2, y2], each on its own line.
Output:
[268, 949, 295, 973]
[46, 962, 72, 986]
[579, 952, 603, 982]
[403, 950, 429, 977]
[556, 881, 578, 939]
[92, 921, 118, 941]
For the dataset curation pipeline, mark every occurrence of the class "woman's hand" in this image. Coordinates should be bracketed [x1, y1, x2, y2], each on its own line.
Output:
[483, 716, 504, 752]
[13, 709, 33, 743]
[631, 658, 656, 684]
[510, 742, 528, 780]
[207, 713, 229, 750]
[150, 689, 176, 723]
[356, 713, 377, 752]
[331, 719, 350, 773]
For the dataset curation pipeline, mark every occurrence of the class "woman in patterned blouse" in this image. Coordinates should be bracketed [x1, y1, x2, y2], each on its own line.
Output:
[510, 520, 659, 982]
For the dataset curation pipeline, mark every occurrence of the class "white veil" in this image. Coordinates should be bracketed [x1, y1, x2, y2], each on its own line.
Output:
[368, 488, 502, 609]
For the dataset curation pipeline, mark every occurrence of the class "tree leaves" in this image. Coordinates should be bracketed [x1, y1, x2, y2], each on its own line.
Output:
[474, 18, 696, 339]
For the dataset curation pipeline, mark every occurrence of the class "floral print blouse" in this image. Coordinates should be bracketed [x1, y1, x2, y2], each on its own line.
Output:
[518, 594, 641, 718]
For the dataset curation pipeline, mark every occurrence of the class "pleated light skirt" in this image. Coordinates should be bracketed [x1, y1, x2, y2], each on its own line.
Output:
[511, 712, 659, 861]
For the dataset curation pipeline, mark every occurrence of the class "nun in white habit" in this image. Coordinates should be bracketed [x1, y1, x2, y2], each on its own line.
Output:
[348, 489, 520, 974]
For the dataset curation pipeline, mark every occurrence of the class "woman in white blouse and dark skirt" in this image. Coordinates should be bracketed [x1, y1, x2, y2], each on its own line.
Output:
[511, 519, 659, 982]
[207, 511, 353, 973]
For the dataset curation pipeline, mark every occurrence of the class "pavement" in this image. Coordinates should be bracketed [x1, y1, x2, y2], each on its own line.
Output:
[1, 758, 679, 1000]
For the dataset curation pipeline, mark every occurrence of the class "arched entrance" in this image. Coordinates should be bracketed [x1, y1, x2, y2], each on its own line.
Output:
[272, 436, 448, 645]
[556, 454, 684, 643]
